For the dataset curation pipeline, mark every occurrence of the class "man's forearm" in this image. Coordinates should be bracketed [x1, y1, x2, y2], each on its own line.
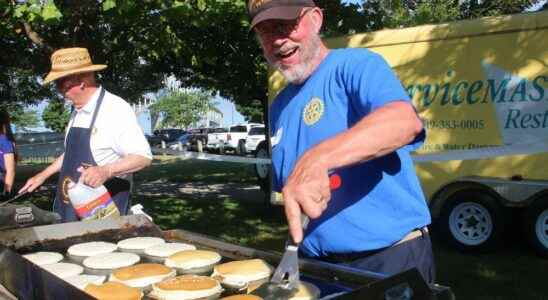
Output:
[106, 154, 151, 177]
[309, 101, 423, 171]
[39, 154, 64, 179]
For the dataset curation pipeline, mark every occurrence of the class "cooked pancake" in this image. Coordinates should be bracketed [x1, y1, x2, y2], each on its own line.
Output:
[110, 263, 176, 288]
[164, 250, 221, 269]
[212, 259, 273, 287]
[84, 281, 142, 300]
[41, 262, 83, 279]
[117, 237, 165, 250]
[221, 295, 263, 300]
[67, 241, 117, 257]
[64, 274, 106, 290]
[23, 251, 63, 266]
[289, 281, 321, 300]
[83, 252, 140, 270]
[149, 275, 222, 300]
[144, 242, 196, 258]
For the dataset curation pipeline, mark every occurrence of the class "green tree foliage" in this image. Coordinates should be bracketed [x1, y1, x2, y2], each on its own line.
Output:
[0, 103, 40, 132]
[1, 0, 543, 123]
[42, 99, 70, 133]
[12, 108, 39, 132]
[149, 89, 213, 129]
[351, 0, 542, 30]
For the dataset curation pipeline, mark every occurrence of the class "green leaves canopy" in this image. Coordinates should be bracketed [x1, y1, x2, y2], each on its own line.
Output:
[1, 0, 544, 122]
[149, 89, 213, 129]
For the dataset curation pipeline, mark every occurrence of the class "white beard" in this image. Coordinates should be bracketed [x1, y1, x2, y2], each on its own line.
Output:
[271, 34, 322, 85]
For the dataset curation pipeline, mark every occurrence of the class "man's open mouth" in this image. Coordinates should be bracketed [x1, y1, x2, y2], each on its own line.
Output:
[276, 47, 298, 59]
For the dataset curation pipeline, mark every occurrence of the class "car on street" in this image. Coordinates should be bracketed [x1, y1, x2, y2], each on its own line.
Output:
[153, 129, 187, 144]
[223, 123, 263, 155]
[244, 126, 265, 154]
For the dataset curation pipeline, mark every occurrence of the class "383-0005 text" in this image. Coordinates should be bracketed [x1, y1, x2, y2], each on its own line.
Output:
[424, 119, 485, 130]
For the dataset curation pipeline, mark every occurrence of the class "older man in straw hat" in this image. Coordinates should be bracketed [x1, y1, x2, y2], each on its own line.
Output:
[19, 47, 152, 222]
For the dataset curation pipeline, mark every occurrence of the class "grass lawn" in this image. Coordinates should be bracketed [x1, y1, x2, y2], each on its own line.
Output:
[13, 158, 548, 299]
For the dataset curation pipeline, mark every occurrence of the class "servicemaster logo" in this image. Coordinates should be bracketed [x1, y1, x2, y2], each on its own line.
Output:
[303, 97, 324, 126]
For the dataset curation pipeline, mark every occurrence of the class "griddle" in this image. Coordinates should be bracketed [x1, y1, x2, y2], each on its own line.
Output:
[0, 215, 454, 300]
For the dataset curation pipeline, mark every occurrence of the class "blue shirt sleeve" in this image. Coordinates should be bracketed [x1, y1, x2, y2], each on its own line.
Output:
[0, 135, 14, 155]
[346, 50, 425, 150]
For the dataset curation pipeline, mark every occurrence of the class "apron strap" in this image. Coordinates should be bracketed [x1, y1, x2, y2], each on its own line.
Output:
[89, 87, 106, 130]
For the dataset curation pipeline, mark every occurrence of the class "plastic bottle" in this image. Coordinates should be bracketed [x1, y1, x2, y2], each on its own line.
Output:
[67, 180, 120, 220]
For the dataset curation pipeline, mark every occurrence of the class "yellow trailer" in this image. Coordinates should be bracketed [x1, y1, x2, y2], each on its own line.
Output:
[258, 11, 548, 255]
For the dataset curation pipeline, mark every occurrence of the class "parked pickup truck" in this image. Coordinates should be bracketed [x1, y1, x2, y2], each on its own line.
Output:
[223, 123, 263, 155]
[244, 126, 265, 154]
[206, 127, 229, 153]
[187, 128, 212, 152]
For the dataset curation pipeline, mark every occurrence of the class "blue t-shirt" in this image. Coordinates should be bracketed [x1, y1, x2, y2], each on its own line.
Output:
[270, 48, 431, 257]
[0, 134, 14, 174]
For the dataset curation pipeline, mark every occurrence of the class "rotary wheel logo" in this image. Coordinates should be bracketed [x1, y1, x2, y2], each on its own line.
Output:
[62, 176, 71, 204]
[303, 97, 324, 126]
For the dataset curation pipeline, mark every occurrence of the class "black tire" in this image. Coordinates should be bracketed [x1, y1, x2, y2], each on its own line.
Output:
[524, 198, 548, 258]
[236, 140, 246, 156]
[254, 141, 271, 196]
[438, 189, 505, 252]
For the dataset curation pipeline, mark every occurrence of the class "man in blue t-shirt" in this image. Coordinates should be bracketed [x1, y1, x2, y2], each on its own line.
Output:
[248, 0, 435, 282]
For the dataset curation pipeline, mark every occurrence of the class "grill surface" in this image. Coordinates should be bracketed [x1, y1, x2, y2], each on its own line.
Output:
[0, 215, 454, 300]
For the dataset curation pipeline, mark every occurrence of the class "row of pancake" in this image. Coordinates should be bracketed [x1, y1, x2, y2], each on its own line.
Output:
[23, 236, 320, 300]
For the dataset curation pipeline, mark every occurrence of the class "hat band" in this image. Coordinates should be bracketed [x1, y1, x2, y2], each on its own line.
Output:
[51, 62, 93, 72]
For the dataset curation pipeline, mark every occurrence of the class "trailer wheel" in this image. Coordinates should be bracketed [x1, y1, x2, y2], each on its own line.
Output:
[254, 141, 271, 196]
[439, 190, 504, 252]
[524, 198, 548, 258]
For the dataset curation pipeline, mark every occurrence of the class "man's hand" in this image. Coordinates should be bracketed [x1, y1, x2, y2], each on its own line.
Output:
[282, 149, 332, 243]
[18, 173, 48, 194]
[77, 165, 110, 188]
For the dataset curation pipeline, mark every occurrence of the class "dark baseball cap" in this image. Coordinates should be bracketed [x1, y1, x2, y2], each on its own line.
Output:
[248, 0, 317, 29]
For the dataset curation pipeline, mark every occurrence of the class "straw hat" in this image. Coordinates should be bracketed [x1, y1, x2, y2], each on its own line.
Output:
[43, 47, 107, 85]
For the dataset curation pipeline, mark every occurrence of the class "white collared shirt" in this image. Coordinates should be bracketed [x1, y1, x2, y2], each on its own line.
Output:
[66, 87, 152, 169]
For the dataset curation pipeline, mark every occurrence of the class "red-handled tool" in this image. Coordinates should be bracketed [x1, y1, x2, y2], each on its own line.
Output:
[252, 172, 342, 299]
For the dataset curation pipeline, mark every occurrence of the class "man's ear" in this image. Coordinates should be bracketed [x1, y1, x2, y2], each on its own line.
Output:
[310, 7, 324, 34]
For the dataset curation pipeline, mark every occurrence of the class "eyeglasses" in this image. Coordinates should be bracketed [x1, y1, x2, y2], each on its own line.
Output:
[55, 74, 81, 89]
[254, 8, 313, 38]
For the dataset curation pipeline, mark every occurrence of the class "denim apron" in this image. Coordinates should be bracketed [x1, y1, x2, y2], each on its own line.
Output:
[54, 88, 130, 222]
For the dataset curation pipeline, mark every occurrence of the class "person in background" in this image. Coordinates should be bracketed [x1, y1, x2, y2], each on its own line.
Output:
[19, 47, 152, 222]
[248, 0, 435, 283]
[0, 110, 16, 197]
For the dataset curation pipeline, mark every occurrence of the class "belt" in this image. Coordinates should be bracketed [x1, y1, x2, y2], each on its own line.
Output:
[319, 227, 429, 264]
[394, 226, 428, 247]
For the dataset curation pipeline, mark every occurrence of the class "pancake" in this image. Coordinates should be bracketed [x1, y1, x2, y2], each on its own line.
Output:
[289, 281, 321, 300]
[64, 274, 106, 290]
[68, 241, 117, 257]
[41, 262, 83, 279]
[23, 251, 63, 266]
[117, 237, 165, 254]
[83, 252, 140, 275]
[164, 250, 221, 275]
[110, 263, 176, 289]
[212, 259, 273, 290]
[144, 242, 196, 263]
[84, 281, 142, 300]
[149, 275, 222, 300]
[221, 295, 263, 300]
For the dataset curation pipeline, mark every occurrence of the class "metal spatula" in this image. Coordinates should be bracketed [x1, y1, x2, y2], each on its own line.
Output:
[0, 191, 29, 207]
[252, 173, 342, 300]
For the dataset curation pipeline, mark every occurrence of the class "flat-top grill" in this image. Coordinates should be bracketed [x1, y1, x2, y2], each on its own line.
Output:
[0, 215, 454, 300]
